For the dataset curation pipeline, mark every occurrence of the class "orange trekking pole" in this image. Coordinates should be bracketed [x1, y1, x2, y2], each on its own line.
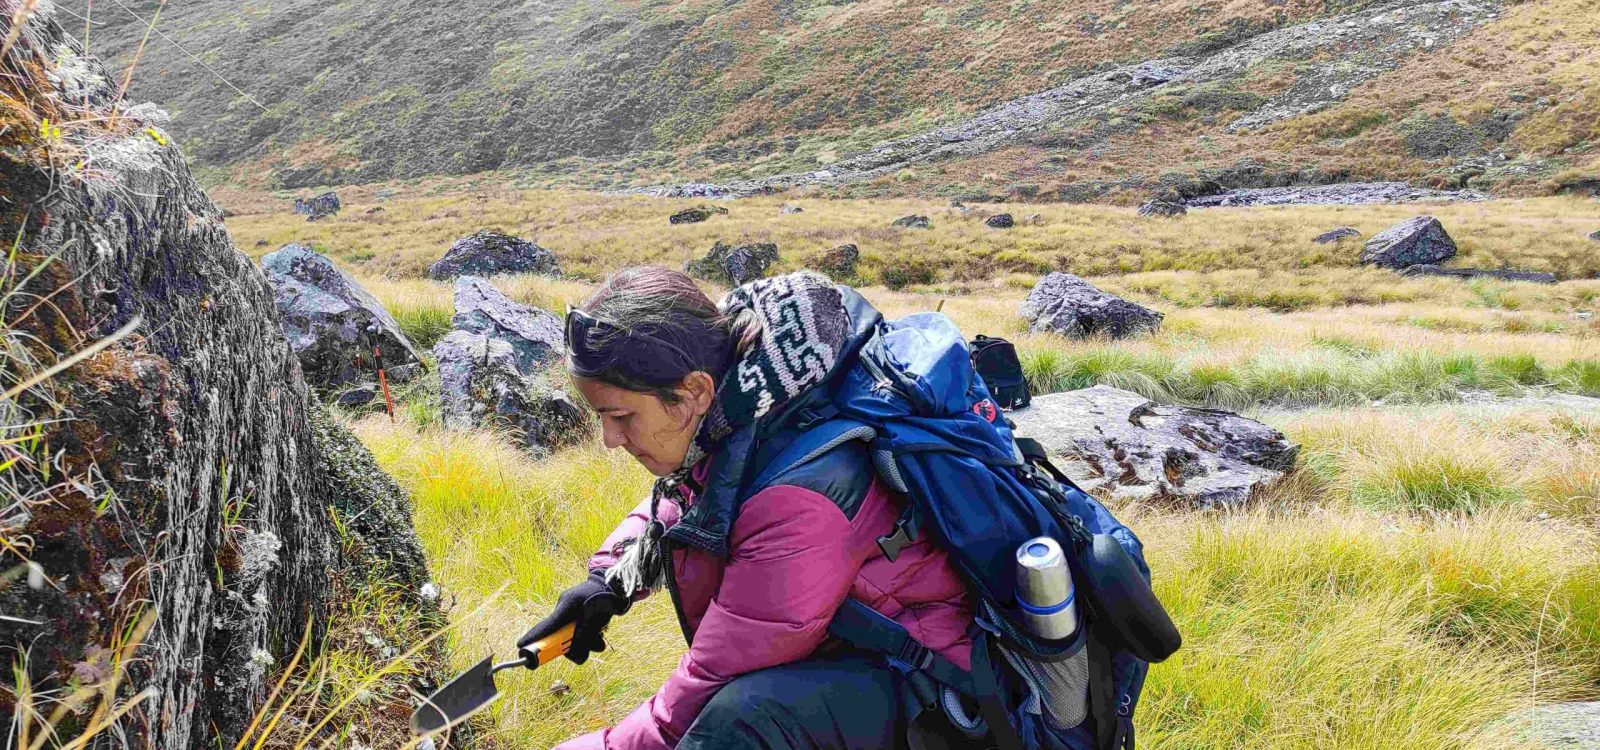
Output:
[364, 322, 397, 422]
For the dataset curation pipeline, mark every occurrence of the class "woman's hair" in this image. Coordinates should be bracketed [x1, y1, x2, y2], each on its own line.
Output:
[574, 266, 762, 403]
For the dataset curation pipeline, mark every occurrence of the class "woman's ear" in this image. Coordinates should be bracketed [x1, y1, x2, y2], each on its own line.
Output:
[679, 371, 718, 418]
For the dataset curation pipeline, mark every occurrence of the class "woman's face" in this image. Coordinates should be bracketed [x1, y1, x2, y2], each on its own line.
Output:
[574, 372, 717, 477]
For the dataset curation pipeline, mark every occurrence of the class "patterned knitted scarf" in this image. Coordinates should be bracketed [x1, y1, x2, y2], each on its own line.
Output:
[606, 272, 850, 594]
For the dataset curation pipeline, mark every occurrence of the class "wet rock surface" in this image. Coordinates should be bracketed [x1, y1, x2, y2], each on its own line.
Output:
[1313, 227, 1362, 244]
[0, 12, 432, 746]
[1360, 216, 1458, 269]
[452, 276, 564, 373]
[687, 241, 780, 286]
[892, 215, 931, 229]
[669, 205, 728, 224]
[262, 244, 424, 388]
[1009, 386, 1299, 508]
[427, 229, 561, 280]
[434, 331, 585, 455]
[817, 243, 860, 279]
[1400, 265, 1557, 284]
[1186, 182, 1488, 208]
[1022, 273, 1163, 340]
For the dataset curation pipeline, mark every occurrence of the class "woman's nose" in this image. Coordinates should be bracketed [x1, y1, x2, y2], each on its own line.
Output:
[602, 427, 624, 450]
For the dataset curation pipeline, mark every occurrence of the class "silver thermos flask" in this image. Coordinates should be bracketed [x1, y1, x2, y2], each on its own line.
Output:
[1015, 536, 1079, 640]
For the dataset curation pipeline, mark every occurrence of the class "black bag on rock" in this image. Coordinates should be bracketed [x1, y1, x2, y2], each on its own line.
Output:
[970, 335, 1032, 410]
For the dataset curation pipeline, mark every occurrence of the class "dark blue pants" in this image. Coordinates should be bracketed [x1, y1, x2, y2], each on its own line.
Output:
[677, 657, 909, 750]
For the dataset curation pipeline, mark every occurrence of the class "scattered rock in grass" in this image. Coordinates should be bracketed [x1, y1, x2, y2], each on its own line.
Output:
[427, 230, 560, 280]
[1009, 385, 1299, 508]
[1505, 701, 1600, 750]
[1137, 199, 1186, 218]
[1021, 272, 1163, 339]
[949, 198, 965, 208]
[817, 243, 860, 279]
[1026, 213, 1043, 225]
[668, 205, 729, 224]
[434, 331, 585, 455]
[986, 213, 1015, 229]
[452, 276, 565, 373]
[262, 244, 423, 387]
[687, 241, 780, 286]
[365, 206, 384, 215]
[1399, 265, 1557, 284]
[1313, 227, 1362, 244]
[253, 239, 268, 247]
[292, 191, 340, 221]
[892, 214, 932, 229]
[335, 384, 379, 407]
[1588, 230, 1600, 242]
[780, 204, 804, 214]
[1360, 216, 1457, 269]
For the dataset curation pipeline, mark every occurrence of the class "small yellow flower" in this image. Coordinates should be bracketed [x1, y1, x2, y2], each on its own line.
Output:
[144, 127, 168, 146]
[38, 118, 62, 143]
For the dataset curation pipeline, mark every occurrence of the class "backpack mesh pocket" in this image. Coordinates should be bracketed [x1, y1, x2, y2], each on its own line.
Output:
[1002, 645, 1090, 731]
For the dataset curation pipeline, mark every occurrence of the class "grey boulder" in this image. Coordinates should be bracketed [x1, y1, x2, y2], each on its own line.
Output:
[433, 331, 584, 455]
[1009, 385, 1298, 508]
[780, 204, 804, 214]
[1313, 227, 1362, 244]
[1399, 265, 1557, 284]
[261, 244, 423, 387]
[669, 205, 728, 224]
[293, 191, 340, 221]
[1021, 273, 1163, 339]
[892, 215, 932, 229]
[986, 213, 1015, 229]
[452, 276, 564, 373]
[1587, 230, 1600, 242]
[1137, 199, 1186, 218]
[687, 241, 780, 286]
[1360, 216, 1457, 268]
[428, 230, 560, 280]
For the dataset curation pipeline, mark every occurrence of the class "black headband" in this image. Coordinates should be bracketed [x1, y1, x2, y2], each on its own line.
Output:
[565, 306, 730, 387]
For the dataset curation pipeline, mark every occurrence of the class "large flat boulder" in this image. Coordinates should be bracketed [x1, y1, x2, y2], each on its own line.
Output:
[452, 276, 564, 374]
[686, 241, 780, 286]
[1021, 273, 1163, 339]
[427, 230, 560, 280]
[669, 205, 728, 224]
[292, 190, 340, 221]
[434, 331, 584, 455]
[261, 244, 423, 387]
[1009, 385, 1298, 508]
[1360, 216, 1457, 268]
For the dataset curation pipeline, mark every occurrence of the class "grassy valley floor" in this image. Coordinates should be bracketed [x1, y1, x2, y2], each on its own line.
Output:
[221, 188, 1600, 749]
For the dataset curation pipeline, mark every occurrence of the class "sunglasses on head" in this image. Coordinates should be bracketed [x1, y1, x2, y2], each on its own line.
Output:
[565, 306, 703, 384]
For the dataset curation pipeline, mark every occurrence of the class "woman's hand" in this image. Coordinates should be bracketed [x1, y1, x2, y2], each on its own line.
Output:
[518, 573, 632, 667]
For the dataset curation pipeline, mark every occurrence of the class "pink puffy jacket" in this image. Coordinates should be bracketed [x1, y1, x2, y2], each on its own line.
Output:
[556, 448, 975, 750]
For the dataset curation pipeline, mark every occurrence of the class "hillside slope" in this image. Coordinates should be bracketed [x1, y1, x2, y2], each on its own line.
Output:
[71, 0, 1600, 198]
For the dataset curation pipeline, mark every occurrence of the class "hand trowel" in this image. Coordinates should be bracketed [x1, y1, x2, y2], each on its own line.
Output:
[410, 622, 577, 736]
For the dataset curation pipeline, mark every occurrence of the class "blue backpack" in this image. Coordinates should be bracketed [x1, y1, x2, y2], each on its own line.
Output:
[748, 289, 1180, 750]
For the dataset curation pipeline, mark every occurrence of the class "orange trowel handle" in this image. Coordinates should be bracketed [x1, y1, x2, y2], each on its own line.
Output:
[517, 622, 577, 669]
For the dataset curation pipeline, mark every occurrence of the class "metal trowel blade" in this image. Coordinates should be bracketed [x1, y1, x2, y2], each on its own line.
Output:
[410, 656, 504, 736]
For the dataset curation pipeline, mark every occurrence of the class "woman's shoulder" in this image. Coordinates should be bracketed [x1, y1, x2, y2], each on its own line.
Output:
[751, 439, 875, 521]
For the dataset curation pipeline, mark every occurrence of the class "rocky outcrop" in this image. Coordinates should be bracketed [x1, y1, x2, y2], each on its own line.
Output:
[686, 241, 780, 286]
[427, 229, 561, 280]
[1399, 265, 1557, 284]
[817, 243, 860, 279]
[892, 215, 931, 229]
[1313, 227, 1362, 244]
[1506, 702, 1600, 750]
[1009, 386, 1298, 507]
[452, 276, 564, 373]
[986, 213, 1015, 228]
[0, 11, 432, 747]
[434, 331, 584, 455]
[1137, 199, 1186, 218]
[1360, 216, 1458, 269]
[669, 205, 728, 224]
[292, 191, 341, 221]
[262, 244, 423, 387]
[1022, 273, 1163, 339]
[1187, 183, 1487, 208]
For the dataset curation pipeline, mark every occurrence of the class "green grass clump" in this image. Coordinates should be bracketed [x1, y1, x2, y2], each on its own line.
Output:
[392, 306, 454, 351]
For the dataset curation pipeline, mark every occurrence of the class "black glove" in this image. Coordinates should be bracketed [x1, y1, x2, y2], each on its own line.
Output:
[516, 573, 631, 667]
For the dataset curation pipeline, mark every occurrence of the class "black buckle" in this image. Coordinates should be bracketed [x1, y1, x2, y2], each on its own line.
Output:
[896, 637, 934, 671]
[877, 518, 915, 562]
